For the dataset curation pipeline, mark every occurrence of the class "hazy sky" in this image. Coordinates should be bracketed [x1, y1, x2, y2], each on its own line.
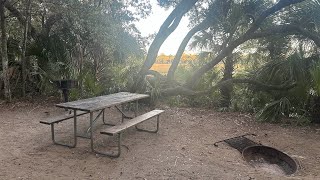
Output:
[135, 0, 192, 55]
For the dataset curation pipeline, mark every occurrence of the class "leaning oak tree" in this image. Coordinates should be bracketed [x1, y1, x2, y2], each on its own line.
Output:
[136, 0, 320, 98]
[132, 0, 198, 91]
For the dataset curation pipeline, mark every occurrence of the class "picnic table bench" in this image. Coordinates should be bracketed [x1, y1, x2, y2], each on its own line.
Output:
[100, 109, 164, 157]
[40, 92, 164, 157]
[40, 111, 88, 125]
[40, 111, 89, 147]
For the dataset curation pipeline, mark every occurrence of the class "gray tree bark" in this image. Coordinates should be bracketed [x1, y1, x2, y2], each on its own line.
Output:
[0, 0, 11, 101]
[132, 0, 198, 91]
[167, 19, 210, 81]
[219, 55, 233, 108]
[21, 0, 31, 97]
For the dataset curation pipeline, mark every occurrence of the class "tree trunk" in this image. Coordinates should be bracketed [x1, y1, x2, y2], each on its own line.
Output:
[0, 0, 11, 101]
[21, 0, 31, 97]
[219, 55, 233, 108]
[78, 42, 85, 95]
[132, 0, 198, 91]
[167, 19, 210, 81]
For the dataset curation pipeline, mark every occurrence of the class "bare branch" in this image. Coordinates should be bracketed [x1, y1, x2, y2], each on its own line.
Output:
[4, 1, 63, 39]
[4, 0, 37, 39]
[167, 19, 210, 81]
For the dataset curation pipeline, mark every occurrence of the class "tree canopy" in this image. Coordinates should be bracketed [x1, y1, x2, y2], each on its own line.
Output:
[1, 0, 150, 100]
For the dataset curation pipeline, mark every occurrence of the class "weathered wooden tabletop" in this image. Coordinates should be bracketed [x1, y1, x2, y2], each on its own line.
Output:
[56, 92, 149, 112]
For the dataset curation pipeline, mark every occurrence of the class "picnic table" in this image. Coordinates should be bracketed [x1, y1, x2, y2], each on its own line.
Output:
[40, 92, 164, 157]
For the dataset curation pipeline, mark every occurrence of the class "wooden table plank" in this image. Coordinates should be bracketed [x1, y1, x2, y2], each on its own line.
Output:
[55, 92, 149, 112]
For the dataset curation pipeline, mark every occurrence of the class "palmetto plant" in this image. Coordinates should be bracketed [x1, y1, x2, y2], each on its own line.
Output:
[309, 62, 320, 122]
[254, 51, 320, 122]
[256, 97, 291, 122]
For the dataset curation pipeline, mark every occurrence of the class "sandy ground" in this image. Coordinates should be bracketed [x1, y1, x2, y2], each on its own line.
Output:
[0, 100, 320, 180]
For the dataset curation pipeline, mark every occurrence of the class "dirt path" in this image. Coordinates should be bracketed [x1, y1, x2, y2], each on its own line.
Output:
[0, 101, 319, 180]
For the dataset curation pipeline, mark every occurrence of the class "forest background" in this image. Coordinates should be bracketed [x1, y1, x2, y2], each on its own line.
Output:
[1, 0, 320, 125]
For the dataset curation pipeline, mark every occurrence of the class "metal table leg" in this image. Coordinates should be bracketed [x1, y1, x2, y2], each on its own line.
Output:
[115, 106, 133, 120]
[135, 100, 138, 117]
[51, 109, 77, 148]
[135, 115, 160, 133]
[102, 109, 106, 124]
[74, 109, 106, 139]
[103, 108, 117, 126]
[86, 110, 104, 134]
[90, 112, 121, 157]
[134, 100, 159, 133]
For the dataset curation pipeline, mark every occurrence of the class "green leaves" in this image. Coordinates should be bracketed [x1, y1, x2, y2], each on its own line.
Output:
[310, 62, 320, 95]
[256, 97, 291, 122]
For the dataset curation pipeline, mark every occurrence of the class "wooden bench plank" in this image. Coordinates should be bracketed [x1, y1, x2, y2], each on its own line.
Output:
[40, 111, 88, 125]
[101, 110, 164, 136]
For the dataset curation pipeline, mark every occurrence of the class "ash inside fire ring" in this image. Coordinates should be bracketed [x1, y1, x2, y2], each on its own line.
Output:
[242, 145, 298, 175]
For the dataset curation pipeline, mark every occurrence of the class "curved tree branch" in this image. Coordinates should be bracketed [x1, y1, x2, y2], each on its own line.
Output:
[184, 0, 306, 88]
[4, 0, 63, 39]
[247, 25, 320, 47]
[217, 78, 297, 91]
[132, 0, 198, 91]
[140, 0, 198, 72]
[167, 19, 211, 81]
[161, 78, 297, 97]
[244, 0, 305, 36]
[4, 0, 37, 39]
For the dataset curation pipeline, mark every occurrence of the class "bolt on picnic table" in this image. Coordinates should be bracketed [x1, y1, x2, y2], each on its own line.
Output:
[40, 92, 164, 158]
